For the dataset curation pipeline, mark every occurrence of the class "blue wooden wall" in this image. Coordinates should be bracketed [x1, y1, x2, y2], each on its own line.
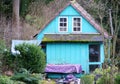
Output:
[46, 42, 104, 73]
[36, 5, 99, 40]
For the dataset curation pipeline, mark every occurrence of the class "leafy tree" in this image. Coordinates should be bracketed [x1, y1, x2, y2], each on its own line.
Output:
[108, 0, 120, 59]
[20, 0, 34, 17]
[0, 0, 12, 16]
[45, 0, 54, 4]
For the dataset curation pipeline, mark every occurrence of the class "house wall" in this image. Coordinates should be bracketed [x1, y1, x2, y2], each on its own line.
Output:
[46, 42, 104, 73]
[36, 5, 99, 40]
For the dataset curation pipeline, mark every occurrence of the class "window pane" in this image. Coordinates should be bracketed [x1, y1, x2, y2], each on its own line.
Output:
[77, 18, 80, 22]
[89, 45, 100, 62]
[60, 23, 63, 26]
[77, 23, 80, 26]
[60, 28, 66, 31]
[64, 23, 66, 26]
[74, 23, 77, 26]
[77, 28, 80, 31]
[60, 18, 64, 22]
[73, 27, 76, 31]
[64, 18, 67, 22]
[74, 18, 77, 21]
[63, 28, 66, 31]
[60, 28, 63, 31]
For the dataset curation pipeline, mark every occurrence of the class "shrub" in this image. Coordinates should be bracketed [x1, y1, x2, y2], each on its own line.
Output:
[0, 39, 6, 56]
[11, 68, 42, 84]
[96, 75, 110, 84]
[0, 75, 14, 84]
[80, 74, 94, 84]
[94, 65, 118, 84]
[14, 81, 26, 84]
[0, 39, 6, 73]
[2, 50, 15, 71]
[15, 43, 46, 73]
[115, 74, 120, 84]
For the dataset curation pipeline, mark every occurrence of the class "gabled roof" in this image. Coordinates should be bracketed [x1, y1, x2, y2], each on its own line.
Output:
[42, 34, 104, 42]
[35, 1, 109, 38]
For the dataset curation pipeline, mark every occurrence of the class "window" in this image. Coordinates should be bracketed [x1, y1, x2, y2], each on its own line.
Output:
[73, 17, 81, 32]
[89, 44, 101, 72]
[59, 17, 68, 32]
[89, 44, 100, 62]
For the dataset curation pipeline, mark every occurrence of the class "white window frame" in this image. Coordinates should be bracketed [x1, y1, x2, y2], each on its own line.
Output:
[58, 16, 68, 32]
[72, 17, 82, 33]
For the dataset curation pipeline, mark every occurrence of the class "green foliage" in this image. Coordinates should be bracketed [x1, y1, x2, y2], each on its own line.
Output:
[15, 43, 46, 73]
[93, 65, 118, 84]
[96, 75, 110, 84]
[11, 68, 42, 84]
[0, 0, 54, 17]
[0, 0, 34, 17]
[0, 0, 12, 15]
[2, 50, 15, 71]
[0, 39, 6, 56]
[0, 39, 7, 73]
[20, 0, 34, 17]
[0, 75, 14, 84]
[45, 0, 54, 4]
[117, 58, 120, 70]
[80, 74, 94, 84]
[14, 81, 26, 84]
[115, 74, 120, 84]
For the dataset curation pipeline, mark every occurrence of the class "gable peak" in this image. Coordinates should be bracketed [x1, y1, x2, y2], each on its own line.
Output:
[70, 0, 76, 3]
[35, 1, 109, 39]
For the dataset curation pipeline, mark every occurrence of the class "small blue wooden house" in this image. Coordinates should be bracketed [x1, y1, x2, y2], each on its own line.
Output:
[35, 1, 109, 74]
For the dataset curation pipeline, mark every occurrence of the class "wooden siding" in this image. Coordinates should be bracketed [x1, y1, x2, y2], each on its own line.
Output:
[46, 42, 104, 73]
[36, 5, 99, 40]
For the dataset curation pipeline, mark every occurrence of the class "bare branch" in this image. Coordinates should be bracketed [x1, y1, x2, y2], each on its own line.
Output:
[109, 9, 114, 36]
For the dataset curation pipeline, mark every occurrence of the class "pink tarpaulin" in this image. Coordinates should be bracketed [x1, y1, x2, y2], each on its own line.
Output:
[45, 64, 82, 73]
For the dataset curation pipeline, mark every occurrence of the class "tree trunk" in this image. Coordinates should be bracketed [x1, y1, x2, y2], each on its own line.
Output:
[12, 0, 20, 39]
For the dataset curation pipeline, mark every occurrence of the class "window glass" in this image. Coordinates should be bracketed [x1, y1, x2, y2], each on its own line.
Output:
[59, 17, 67, 32]
[89, 44, 100, 62]
[73, 17, 81, 32]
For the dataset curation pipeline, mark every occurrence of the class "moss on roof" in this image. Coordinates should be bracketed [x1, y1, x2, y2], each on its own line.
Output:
[42, 34, 104, 42]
